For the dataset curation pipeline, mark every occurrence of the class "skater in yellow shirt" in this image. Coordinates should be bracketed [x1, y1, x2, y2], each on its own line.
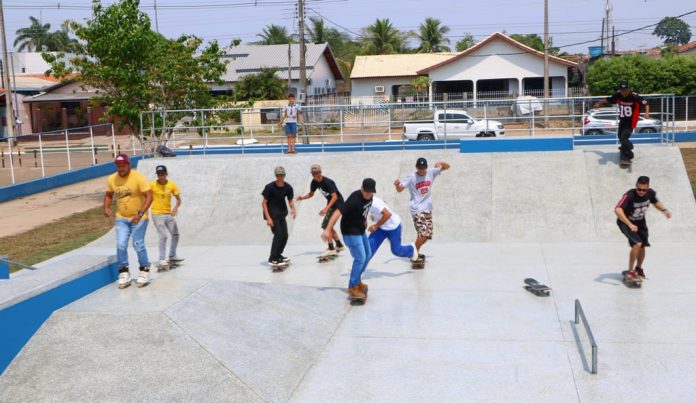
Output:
[150, 165, 183, 271]
[104, 154, 153, 289]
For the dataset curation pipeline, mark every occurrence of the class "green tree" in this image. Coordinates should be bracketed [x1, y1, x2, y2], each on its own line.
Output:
[455, 33, 476, 52]
[234, 68, 286, 101]
[416, 17, 450, 53]
[361, 18, 404, 55]
[45, 0, 227, 138]
[14, 16, 52, 51]
[653, 17, 692, 45]
[510, 33, 560, 55]
[307, 17, 350, 51]
[47, 22, 84, 53]
[586, 54, 696, 96]
[255, 24, 292, 45]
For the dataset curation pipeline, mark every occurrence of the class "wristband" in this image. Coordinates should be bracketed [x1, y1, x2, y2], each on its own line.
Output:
[137, 211, 144, 217]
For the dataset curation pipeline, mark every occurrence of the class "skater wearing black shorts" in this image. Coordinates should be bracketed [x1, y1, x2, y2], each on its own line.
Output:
[594, 81, 650, 165]
[297, 163, 345, 259]
[615, 176, 670, 282]
[262, 166, 296, 267]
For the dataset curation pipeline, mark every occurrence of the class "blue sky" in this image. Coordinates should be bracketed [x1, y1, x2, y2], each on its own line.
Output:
[4, 0, 696, 54]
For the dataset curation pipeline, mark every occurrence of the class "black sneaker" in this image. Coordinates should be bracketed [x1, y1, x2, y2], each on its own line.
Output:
[280, 255, 291, 262]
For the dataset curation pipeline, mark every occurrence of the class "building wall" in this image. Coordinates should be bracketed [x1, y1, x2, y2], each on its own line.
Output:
[308, 56, 338, 95]
[350, 77, 415, 99]
[10, 52, 73, 75]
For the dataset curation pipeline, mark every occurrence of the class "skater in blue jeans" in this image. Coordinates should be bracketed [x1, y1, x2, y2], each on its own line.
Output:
[104, 154, 153, 289]
[367, 195, 419, 263]
[322, 178, 375, 301]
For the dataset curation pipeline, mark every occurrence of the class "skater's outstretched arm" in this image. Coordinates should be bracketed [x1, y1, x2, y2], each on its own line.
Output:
[654, 201, 671, 219]
[435, 161, 450, 171]
[297, 190, 315, 201]
[393, 179, 405, 192]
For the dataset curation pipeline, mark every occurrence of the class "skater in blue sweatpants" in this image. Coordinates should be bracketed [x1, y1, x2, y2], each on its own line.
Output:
[367, 196, 419, 263]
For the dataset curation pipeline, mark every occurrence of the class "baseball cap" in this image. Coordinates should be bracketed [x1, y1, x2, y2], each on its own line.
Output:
[362, 178, 377, 193]
[310, 163, 321, 173]
[274, 166, 286, 176]
[416, 157, 428, 168]
[155, 165, 167, 174]
[619, 81, 629, 90]
[114, 153, 130, 165]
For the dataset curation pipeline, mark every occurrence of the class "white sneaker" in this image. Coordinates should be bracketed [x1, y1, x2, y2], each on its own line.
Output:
[169, 256, 184, 262]
[410, 243, 419, 261]
[118, 271, 132, 289]
[136, 270, 151, 288]
[157, 260, 170, 272]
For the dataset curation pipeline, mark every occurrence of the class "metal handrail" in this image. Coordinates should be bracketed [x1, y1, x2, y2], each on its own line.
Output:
[574, 299, 598, 374]
[0, 257, 38, 271]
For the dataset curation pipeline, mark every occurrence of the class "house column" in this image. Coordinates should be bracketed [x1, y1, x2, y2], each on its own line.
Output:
[428, 82, 433, 107]
[473, 81, 477, 102]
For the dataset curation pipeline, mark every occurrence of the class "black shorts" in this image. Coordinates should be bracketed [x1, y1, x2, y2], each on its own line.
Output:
[617, 219, 650, 247]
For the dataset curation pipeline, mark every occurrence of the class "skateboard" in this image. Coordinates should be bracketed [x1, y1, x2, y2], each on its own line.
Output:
[349, 294, 366, 305]
[621, 270, 642, 288]
[318, 253, 338, 263]
[619, 159, 632, 168]
[270, 261, 289, 272]
[411, 254, 426, 269]
[524, 278, 551, 296]
[157, 261, 182, 272]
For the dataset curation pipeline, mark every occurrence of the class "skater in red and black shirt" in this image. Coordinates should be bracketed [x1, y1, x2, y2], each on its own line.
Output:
[615, 176, 670, 281]
[594, 81, 650, 164]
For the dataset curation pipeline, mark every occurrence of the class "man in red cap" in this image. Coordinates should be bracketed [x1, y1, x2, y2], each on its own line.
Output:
[104, 153, 153, 288]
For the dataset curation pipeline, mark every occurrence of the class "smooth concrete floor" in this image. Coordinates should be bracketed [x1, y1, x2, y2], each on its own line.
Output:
[2, 147, 696, 402]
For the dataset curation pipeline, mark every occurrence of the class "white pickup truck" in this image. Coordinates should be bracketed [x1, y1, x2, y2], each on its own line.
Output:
[403, 110, 505, 141]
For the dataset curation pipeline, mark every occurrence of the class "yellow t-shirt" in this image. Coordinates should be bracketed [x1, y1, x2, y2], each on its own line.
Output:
[150, 179, 180, 215]
[107, 170, 151, 219]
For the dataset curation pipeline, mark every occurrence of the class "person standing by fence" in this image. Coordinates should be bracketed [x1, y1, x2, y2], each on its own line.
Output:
[279, 93, 302, 154]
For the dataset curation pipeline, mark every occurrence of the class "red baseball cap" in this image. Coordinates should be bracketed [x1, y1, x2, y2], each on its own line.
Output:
[114, 154, 130, 165]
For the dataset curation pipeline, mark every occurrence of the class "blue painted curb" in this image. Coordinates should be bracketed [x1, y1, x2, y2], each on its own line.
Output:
[0, 261, 119, 375]
[460, 136, 574, 153]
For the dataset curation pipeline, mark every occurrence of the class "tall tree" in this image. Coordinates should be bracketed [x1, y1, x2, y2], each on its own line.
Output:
[361, 18, 404, 55]
[307, 17, 349, 50]
[416, 17, 450, 53]
[653, 17, 692, 45]
[45, 0, 226, 136]
[255, 24, 292, 45]
[510, 33, 560, 55]
[455, 33, 476, 52]
[14, 16, 52, 51]
[234, 68, 285, 101]
[46, 22, 84, 53]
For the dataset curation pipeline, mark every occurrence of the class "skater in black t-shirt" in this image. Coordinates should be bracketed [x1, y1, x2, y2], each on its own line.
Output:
[297, 163, 345, 260]
[615, 176, 670, 282]
[262, 166, 296, 267]
[322, 178, 375, 301]
[594, 81, 650, 165]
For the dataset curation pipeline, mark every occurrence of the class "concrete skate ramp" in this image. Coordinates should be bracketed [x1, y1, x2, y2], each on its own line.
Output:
[133, 146, 696, 244]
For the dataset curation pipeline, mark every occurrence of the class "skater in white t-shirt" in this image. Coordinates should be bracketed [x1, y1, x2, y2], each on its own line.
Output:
[367, 196, 419, 263]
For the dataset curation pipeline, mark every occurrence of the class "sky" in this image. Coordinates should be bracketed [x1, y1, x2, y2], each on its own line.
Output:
[3, 0, 696, 55]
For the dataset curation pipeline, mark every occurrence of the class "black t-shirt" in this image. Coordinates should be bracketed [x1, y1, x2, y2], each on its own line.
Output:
[338, 190, 372, 235]
[262, 181, 294, 219]
[616, 188, 658, 222]
[605, 91, 648, 129]
[310, 176, 344, 207]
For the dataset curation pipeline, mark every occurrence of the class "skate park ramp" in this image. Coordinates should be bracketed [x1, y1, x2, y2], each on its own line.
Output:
[2, 145, 696, 402]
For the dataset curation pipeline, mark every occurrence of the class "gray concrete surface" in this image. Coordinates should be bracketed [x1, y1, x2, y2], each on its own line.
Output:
[2, 145, 696, 402]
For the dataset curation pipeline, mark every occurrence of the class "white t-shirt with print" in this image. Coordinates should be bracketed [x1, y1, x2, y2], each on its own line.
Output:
[284, 104, 301, 123]
[401, 167, 441, 215]
[369, 196, 401, 231]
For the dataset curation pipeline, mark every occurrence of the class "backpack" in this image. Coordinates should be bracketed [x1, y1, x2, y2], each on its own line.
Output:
[156, 144, 176, 157]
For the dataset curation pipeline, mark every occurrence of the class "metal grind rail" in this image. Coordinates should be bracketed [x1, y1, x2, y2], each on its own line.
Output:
[0, 256, 38, 280]
[574, 299, 598, 374]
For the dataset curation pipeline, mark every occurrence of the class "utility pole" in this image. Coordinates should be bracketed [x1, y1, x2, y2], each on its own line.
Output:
[604, 0, 612, 56]
[543, 0, 549, 125]
[0, 0, 16, 141]
[154, 0, 160, 33]
[287, 43, 292, 94]
[297, 0, 307, 102]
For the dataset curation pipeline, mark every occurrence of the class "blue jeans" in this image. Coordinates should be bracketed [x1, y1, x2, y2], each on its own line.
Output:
[368, 224, 414, 262]
[343, 233, 371, 288]
[115, 218, 150, 268]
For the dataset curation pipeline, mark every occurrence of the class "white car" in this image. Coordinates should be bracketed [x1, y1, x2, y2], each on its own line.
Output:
[403, 110, 505, 141]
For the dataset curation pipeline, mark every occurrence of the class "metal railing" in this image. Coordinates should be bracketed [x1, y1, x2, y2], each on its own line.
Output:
[0, 123, 130, 185]
[0, 256, 38, 279]
[574, 299, 598, 374]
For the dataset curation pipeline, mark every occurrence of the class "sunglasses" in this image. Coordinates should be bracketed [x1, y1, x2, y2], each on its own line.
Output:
[636, 188, 648, 193]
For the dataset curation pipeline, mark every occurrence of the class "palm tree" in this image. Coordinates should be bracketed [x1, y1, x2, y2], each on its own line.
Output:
[255, 25, 291, 45]
[361, 18, 403, 55]
[455, 33, 476, 52]
[416, 18, 450, 53]
[47, 23, 83, 53]
[307, 17, 350, 53]
[14, 16, 52, 52]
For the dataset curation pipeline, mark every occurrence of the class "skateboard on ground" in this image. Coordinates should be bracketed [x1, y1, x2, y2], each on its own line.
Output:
[270, 261, 289, 272]
[349, 294, 366, 305]
[619, 159, 632, 168]
[524, 278, 551, 296]
[157, 261, 182, 272]
[621, 270, 642, 288]
[317, 252, 338, 263]
[411, 254, 426, 269]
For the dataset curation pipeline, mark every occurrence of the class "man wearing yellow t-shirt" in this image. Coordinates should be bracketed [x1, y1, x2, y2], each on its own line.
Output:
[150, 165, 183, 271]
[104, 154, 153, 289]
